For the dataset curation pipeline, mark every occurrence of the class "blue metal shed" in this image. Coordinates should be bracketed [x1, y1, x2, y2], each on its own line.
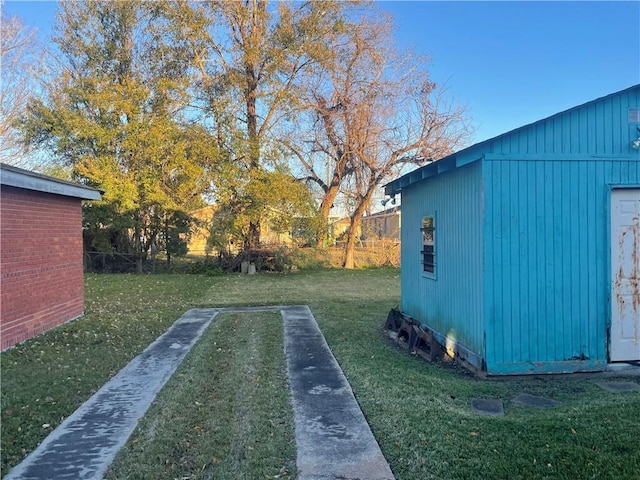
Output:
[386, 85, 640, 375]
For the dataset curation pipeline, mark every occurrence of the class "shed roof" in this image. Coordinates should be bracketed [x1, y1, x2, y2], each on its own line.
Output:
[385, 83, 640, 195]
[0, 163, 102, 200]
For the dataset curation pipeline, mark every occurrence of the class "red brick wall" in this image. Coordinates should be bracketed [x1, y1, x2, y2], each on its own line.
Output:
[1, 186, 85, 350]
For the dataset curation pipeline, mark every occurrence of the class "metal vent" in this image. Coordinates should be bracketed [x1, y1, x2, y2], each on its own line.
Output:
[629, 108, 640, 123]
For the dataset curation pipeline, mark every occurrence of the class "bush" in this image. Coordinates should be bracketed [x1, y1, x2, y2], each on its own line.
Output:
[182, 242, 398, 274]
[281, 247, 331, 270]
[186, 260, 224, 276]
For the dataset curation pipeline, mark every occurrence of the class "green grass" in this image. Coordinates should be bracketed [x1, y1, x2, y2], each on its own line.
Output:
[1, 274, 211, 475]
[105, 312, 296, 480]
[2, 269, 640, 479]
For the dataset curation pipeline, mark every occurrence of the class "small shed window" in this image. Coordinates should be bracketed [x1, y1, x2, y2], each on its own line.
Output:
[421, 216, 435, 274]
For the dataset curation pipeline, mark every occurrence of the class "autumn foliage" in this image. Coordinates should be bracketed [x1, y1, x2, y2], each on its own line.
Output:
[15, 1, 472, 269]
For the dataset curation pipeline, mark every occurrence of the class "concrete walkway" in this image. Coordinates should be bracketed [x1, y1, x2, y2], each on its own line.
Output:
[4, 309, 218, 480]
[283, 306, 394, 480]
[5, 306, 394, 480]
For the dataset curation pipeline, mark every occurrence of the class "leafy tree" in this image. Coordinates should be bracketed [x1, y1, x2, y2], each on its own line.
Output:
[210, 168, 317, 251]
[161, 0, 346, 248]
[161, 210, 192, 269]
[20, 0, 218, 272]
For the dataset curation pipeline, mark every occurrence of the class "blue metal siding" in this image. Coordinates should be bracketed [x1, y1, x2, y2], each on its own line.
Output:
[400, 161, 484, 355]
[394, 85, 640, 375]
[387, 85, 640, 197]
[481, 86, 640, 373]
[483, 158, 640, 374]
[486, 86, 640, 157]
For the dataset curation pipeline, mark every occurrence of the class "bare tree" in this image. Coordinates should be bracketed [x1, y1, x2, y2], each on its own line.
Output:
[0, 8, 45, 165]
[297, 9, 473, 267]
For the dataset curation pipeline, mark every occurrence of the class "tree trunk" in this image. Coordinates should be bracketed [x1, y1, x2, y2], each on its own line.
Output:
[343, 234, 356, 269]
[165, 217, 171, 270]
[343, 211, 364, 269]
[248, 220, 260, 249]
[316, 185, 340, 247]
[343, 187, 377, 269]
[134, 221, 143, 274]
[244, 60, 262, 250]
[244, 55, 261, 167]
[247, 100, 260, 167]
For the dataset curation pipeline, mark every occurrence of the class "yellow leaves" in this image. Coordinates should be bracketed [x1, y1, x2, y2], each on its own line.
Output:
[273, 466, 289, 478]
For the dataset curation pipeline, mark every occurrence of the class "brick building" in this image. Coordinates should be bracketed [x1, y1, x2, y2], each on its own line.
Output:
[1, 164, 101, 350]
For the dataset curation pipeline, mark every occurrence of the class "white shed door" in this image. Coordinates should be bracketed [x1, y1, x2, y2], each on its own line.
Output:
[610, 188, 640, 362]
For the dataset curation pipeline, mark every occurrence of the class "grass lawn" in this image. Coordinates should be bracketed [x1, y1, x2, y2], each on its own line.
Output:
[105, 311, 296, 480]
[2, 268, 640, 479]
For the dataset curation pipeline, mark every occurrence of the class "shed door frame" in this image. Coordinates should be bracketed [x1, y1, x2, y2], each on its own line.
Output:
[610, 187, 640, 362]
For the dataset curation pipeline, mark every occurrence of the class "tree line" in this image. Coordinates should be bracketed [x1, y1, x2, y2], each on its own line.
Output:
[1, 0, 472, 270]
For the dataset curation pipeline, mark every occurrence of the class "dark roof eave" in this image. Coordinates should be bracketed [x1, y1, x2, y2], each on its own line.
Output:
[0, 163, 102, 200]
[385, 149, 483, 195]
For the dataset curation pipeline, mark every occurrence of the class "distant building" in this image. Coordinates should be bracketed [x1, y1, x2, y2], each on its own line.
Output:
[1, 164, 101, 350]
[361, 206, 400, 241]
[328, 215, 351, 243]
[386, 84, 640, 375]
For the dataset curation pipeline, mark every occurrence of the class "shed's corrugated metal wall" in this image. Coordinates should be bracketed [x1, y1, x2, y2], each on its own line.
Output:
[401, 161, 484, 355]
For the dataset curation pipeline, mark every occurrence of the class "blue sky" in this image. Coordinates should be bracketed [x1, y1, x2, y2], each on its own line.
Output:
[3, 1, 639, 144]
[380, 1, 640, 141]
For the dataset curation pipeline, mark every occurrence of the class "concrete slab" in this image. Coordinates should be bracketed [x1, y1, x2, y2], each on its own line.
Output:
[216, 305, 287, 313]
[4, 309, 218, 480]
[283, 305, 395, 480]
[6, 305, 394, 480]
[511, 393, 560, 409]
[596, 381, 640, 393]
[471, 398, 504, 416]
[602, 363, 640, 377]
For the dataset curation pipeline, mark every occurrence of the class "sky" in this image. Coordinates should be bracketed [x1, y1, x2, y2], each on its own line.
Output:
[379, 1, 640, 142]
[3, 0, 640, 145]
